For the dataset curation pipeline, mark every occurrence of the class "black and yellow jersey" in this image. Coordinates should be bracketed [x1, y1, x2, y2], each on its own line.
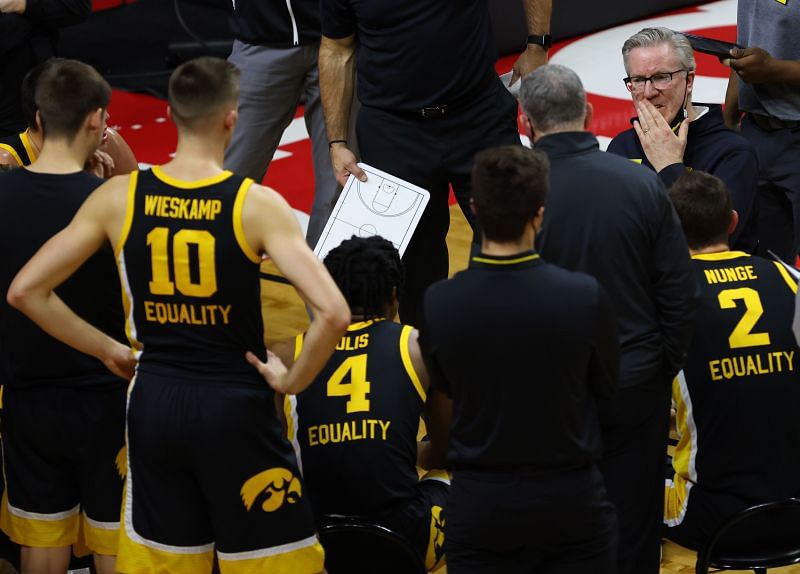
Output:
[285, 319, 426, 517]
[116, 167, 265, 383]
[0, 168, 124, 389]
[667, 251, 800, 522]
[0, 131, 36, 166]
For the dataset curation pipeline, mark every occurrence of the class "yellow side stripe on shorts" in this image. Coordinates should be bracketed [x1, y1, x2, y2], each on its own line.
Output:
[217, 537, 324, 574]
[0, 491, 79, 548]
[82, 513, 120, 556]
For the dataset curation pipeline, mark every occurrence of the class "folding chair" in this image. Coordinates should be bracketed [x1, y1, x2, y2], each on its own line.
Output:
[695, 498, 800, 574]
[319, 514, 427, 574]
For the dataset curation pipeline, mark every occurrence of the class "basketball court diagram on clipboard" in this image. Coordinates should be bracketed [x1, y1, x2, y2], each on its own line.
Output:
[314, 163, 430, 261]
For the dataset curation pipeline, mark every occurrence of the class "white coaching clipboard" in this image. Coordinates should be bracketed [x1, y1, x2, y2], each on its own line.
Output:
[313, 163, 430, 261]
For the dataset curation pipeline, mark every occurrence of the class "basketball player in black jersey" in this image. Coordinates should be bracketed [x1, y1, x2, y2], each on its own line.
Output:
[0, 59, 126, 574]
[248, 235, 449, 571]
[0, 59, 138, 177]
[8, 57, 350, 574]
[664, 171, 800, 549]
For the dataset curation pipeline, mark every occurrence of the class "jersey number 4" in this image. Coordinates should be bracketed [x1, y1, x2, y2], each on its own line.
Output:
[147, 227, 218, 297]
[718, 287, 771, 349]
[327, 354, 371, 414]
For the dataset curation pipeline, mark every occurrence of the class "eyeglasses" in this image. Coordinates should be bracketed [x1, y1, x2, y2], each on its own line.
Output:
[623, 69, 687, 92]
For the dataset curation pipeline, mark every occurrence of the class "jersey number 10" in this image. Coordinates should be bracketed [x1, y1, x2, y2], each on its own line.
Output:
[146, 227, 218, 297]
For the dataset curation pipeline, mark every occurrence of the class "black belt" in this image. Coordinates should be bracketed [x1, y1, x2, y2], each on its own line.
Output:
[749, 113, 800, 130]
[389, 70, 498, 120]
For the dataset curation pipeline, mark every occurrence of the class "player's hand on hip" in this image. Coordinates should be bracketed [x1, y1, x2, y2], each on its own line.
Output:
[725, 47, 775, 84]
[330, 143, 367, 187]
[246, 350, 289, 393]
[633, 99, 688, 173]
[105, 342, 137, 381]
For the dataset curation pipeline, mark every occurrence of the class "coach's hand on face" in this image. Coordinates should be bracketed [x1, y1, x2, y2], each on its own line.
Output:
[246, 349, 289, 393]
[633, 99, 689, 173]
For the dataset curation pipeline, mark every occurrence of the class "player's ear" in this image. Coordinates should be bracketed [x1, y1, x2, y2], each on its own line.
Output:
[532, 206, 545, 234]
[166, 105, 174, 122]
[469, 197, 477, 216]
[86, 107, 104, 133]
[224, 108, 238, 131]
[727, 209, 739, 236]
[34, 110, 43, 133]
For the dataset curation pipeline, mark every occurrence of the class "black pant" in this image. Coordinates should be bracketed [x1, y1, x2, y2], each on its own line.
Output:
[597, 378, 672, 574]
[743, 115, 800, 260]
[445, 466, 617, 574]
[356, 77, 521, 326]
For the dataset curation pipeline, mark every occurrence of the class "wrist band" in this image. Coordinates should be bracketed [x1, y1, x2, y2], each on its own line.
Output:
[328, 139, 347, 148]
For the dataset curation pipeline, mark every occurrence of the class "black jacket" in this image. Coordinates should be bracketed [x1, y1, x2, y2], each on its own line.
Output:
[607, 105, 759, 252]
[536, 131, 700, 388]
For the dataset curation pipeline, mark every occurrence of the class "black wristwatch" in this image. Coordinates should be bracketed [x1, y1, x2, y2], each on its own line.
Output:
[527, 34, 552, 50]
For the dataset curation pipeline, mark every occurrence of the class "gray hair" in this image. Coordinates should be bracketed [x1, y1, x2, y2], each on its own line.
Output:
[519, 64, 587, 133]
[622, 27, 696, 75]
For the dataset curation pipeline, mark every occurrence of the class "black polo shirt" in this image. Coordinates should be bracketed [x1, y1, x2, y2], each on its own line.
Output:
[230, 0, 321, 47]
[420, 250, 619, 472]
[321, 0, 496, 111]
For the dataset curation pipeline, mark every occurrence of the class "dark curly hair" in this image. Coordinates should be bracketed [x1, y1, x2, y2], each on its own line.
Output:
[323, 235, 404, 320]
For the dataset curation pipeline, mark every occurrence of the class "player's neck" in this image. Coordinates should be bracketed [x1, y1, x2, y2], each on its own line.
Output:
[165, 135, 227, 180]
[480, 224, 536, 256]
[27, 138, 90, 174]
[689, 242, 730, 256]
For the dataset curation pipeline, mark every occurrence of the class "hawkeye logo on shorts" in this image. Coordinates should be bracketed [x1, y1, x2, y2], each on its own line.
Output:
[241, 468, 302, 513]
[426, 505, 446, 570]
[116, 446, 127, 479]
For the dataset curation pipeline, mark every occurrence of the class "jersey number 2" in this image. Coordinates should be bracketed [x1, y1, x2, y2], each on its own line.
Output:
[147, 227, 218, 297]
[718, 287, 771, 349]
[327, 354, 371, 414]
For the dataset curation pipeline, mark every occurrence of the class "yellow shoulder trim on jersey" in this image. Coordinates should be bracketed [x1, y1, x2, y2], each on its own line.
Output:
[400, 324, 426, 402]
[232, 178, 261, 263]
[115, 171, 138, 259]
[347, 319, 382, 331]
[151, 165, 234, 189]
[0, 143, 23, 166]
[630, 158, 643, 164]
[691, 250, 749, 261]
[773, 261, 798, 294]
[471, 253, 540, 266]
[294, 333, 304, 361]
[19, 131, 37, 163]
